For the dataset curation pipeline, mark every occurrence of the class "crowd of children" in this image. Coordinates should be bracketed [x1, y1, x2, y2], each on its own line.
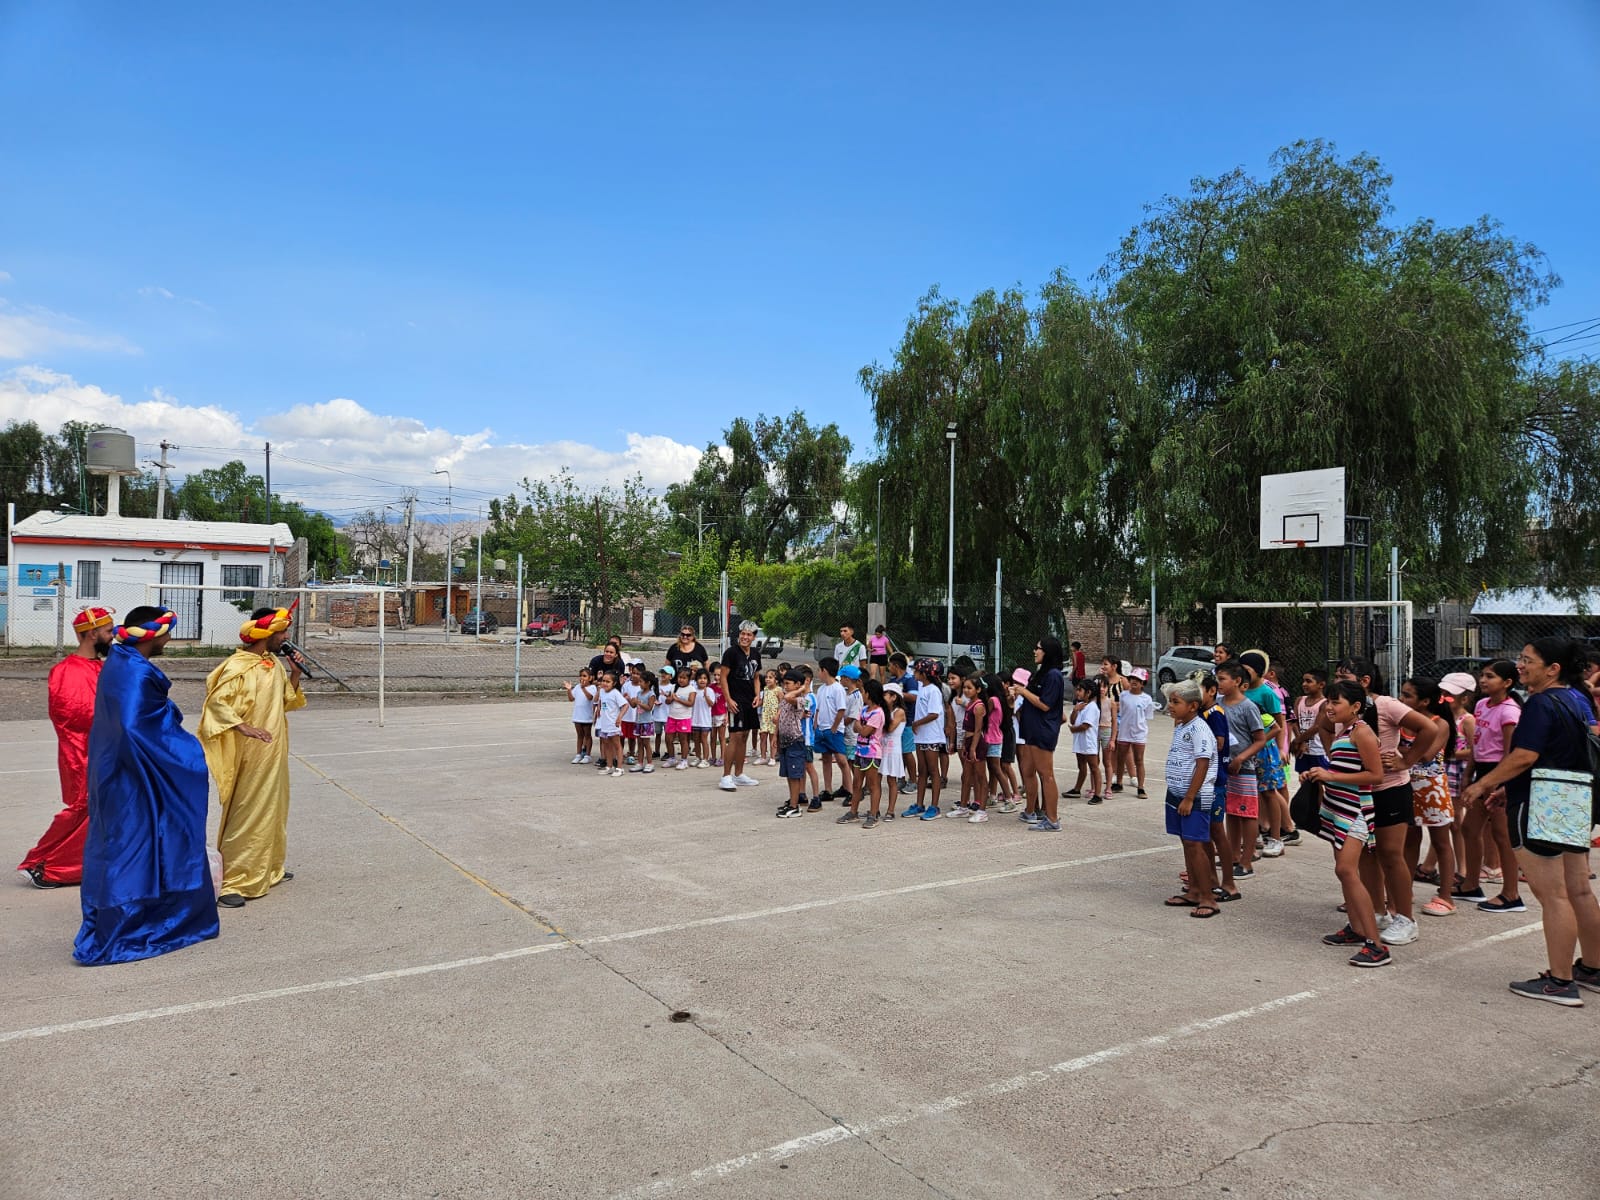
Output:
[560, 633, 1600, 1006]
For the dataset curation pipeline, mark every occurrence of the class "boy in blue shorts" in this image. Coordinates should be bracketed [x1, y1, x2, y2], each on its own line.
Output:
[813, 657, 854, 802]
[1162, 678, 1219, 916]
[774, 668, 811, 818]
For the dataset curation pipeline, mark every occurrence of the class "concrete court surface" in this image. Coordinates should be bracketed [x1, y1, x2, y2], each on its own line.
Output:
[3, 698, 1597, 1200]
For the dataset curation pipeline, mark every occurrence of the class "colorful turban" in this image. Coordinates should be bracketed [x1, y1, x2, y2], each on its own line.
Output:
[72, 606, 116, 633]
[240, 603, 294, 644]
[116, 611, 177, 642]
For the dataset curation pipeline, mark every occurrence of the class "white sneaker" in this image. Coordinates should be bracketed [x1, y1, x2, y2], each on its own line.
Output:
[733, 774, 761, 787]
[1376, 913, 1395, 932]
[571, 753, 584, 764]
[968, 810, 989, 823]
[610, 767, 624, 777]
[719, 775, 738, 791]
[675, 760, 688, 771]
[642, 764, 655, 774]
[628, 764, 644, 773]
[1380, 916, 1419, 946]
[1261, 838, 1285, 858]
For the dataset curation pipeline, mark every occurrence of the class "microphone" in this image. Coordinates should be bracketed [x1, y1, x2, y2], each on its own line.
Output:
[277, 642, 317, 679]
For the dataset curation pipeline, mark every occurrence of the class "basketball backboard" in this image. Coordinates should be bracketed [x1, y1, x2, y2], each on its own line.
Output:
[1260, 467, 1345, 549]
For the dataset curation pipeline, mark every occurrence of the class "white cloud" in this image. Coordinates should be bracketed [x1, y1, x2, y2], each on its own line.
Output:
[0, 301, 140, 359]
[138, 284, 211, 311]
[0, 366, 706, 511]
[0, 270, 12, 284]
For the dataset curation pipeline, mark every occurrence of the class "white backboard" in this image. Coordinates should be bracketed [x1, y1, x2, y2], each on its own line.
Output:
[1260, 468, 1344, 549]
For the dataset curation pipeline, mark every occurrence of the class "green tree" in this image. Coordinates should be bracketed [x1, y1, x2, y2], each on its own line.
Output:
[173, 460, 339, 565]
[488, 469, 670, 637]
[665, 410, 852, 566]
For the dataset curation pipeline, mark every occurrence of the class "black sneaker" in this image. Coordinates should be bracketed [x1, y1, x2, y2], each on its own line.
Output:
[831, 787, 852, 800]
[1281, 829, 1301, 845]
[835, 811, 859, 824]
[1233, 866, 1255, 879]
[217, 893, 246, 909]
[1322, 925, 1363, 947]
[1110, 782, 1124, 793]
[20, 865, 62, 889]
[806, 798, 823, 812]
[775, 803, 800, 818]
[1349, 940, 1392, 968]
[1086, 794, 1104, 805]
[1509, 973, 1583, 1007]
[1135, 788, 1148, 799]
[1478, 895, 1527, 913]
[1573, 959, 1600, 994]
[1451, 884, 1486, 900]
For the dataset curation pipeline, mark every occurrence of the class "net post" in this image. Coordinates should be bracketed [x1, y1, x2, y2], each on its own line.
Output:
[377, 583, 386, 728]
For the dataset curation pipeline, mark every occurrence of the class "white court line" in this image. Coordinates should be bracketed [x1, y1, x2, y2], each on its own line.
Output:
[0, 767, 55, 775]
[296, 740, 531, 759]
[614, 920, 1547, 1198]
[0, 846, 1174, 1045]
[0, 943, 569, 1044]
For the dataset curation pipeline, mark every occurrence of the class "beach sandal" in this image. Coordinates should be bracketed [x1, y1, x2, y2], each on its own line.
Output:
[1413, 867, 1440, 884]
[1165, 895, 1198, 907]
[1190, 905, 1220, 918]
[1211, 888, 1242, 902]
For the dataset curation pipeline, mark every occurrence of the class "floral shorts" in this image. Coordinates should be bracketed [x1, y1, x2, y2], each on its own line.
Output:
[1255, 739, 1287, 792]
[1412, 767, 1453, 827]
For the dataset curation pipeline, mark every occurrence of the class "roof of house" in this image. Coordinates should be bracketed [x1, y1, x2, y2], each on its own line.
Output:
[11, 511, 295, 552]
[1470, 587, 1600, 618]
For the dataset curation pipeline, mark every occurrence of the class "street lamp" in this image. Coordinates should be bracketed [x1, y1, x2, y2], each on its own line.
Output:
[432, 469, 452, 636]
[945, 423, 957, 665]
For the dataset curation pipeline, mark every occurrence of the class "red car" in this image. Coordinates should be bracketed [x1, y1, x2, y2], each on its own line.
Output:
[524, 613, 570, 640]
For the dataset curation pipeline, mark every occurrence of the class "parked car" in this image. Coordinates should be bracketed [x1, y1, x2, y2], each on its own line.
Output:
[524, 612, 571, 640]
[1155, 644, 1215, 686]
[460, 611, 498, 635]
[750, 627, 784, 657]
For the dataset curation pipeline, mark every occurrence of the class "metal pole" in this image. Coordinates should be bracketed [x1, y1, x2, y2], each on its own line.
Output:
[264, 442, 272, 524]
[994, 557, 1001, 672]
[377, 581, 386, 727]
[55, 563, 67, 657]
[1149, 561, 1158, 672]
[719, 569, 729, 654]
[4, 502, 14, 653]
[697, 503, 704, 645]
[1389, 546, 1401, 697]
[433, 469, 451, 639]
[876, 477, 884, 609]
[515, 552, 524, 693]
[475, 514, 483, 636]
[946, 423, 956, 664]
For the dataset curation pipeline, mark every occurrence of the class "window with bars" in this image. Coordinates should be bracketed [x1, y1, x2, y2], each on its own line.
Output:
[222, 564, 261, 603]
[76, 560, 100, 599]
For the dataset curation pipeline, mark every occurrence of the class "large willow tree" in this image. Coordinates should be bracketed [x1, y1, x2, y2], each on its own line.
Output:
[862, 140, 1599, 615]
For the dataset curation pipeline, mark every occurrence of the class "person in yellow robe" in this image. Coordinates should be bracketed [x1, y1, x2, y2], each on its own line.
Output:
[200, 605, 306, 908]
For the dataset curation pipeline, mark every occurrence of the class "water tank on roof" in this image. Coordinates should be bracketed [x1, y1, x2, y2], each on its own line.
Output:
[86, 429, 137, 474]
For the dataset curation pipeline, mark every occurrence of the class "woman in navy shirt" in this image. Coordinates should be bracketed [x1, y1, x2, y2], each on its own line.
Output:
[1013, 635, 1067, 832]
[1465, 637, 1600, 1007]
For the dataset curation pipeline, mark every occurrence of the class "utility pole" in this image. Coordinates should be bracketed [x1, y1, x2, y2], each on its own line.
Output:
[403, 492, 415, 591]
[594, 497, 609, 636]
[432, 469, 452, 636]
[153, 440, 177, 520]
[264, 442, 272, 523]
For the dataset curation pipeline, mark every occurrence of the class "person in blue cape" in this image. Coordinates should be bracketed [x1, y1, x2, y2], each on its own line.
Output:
[74, 606, 219, 965]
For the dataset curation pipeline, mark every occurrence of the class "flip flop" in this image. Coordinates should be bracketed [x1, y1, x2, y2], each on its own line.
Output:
[1165, 895, 1199, 907]
[1211, 889, 1242, 902]
[1190, 905, 1221, 918]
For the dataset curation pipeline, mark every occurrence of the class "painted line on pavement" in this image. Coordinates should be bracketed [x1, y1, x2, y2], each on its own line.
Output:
[0, 943, 569, 1044]
[296, 740, 531, 759]
[613, 921, 1546, 1198]
[0, 845, 1174, 1045]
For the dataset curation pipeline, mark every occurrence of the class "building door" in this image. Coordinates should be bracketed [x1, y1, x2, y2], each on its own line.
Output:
[160, 562, 204, 640]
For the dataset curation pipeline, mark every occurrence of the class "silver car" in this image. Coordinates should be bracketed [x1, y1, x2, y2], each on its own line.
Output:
[1154, 644, 1215, 686]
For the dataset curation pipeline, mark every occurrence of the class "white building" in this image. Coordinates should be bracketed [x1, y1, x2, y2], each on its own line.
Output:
[6, 511, 294, 648]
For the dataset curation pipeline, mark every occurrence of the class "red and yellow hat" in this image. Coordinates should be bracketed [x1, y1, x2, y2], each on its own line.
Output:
[240, 600, 297, 644]
[116, 610, 177, 642]
[72, 606, 116, 634]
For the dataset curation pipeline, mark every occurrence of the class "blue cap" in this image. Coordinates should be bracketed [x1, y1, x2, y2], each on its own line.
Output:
[839, 664, 861, 679]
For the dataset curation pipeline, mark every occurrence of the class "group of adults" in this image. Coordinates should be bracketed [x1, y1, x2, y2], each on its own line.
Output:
[17, 602, 308, 965]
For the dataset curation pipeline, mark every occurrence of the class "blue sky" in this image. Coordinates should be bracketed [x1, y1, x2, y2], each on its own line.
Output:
[2, 1, 1597, 518]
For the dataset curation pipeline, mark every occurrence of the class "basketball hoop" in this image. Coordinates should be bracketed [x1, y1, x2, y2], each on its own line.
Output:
[1270, 539, 1309, 549]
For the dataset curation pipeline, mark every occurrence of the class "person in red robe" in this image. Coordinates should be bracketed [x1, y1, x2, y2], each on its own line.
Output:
[17, 606, 115, 888]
